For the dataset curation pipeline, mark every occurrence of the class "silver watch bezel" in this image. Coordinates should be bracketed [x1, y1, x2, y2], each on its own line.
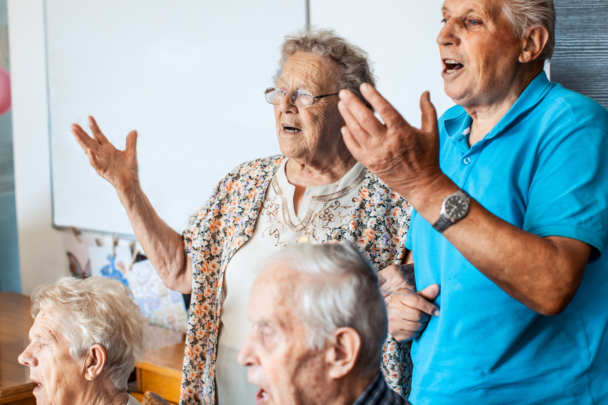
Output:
[440, 190, 471, 223]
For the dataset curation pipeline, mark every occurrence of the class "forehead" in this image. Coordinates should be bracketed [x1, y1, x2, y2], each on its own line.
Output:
[442, 0, 503, 16]
[278, 51, 338, 92]
[249, 263, 301, 322]
[30, 311, 59, 340]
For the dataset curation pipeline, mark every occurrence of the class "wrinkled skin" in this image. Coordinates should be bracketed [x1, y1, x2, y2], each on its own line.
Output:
[237, 262, 373, 405]
[275, 52, 350, 180]
[18, 311, 129, 405]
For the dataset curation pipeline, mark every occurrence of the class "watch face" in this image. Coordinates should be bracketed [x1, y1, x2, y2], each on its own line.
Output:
[444, 195, 469, 220]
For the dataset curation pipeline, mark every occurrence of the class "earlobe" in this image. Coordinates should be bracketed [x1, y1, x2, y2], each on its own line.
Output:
[327, 327, 362, 379]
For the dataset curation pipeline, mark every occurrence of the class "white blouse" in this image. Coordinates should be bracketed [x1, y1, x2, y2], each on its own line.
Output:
[215, 158, 367, 404]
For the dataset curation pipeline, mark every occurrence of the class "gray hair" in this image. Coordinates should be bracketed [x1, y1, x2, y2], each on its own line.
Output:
[31, 277, 146, 389]
[269, 243, 387, 375]
[276, 27, 377, 111]
[502, 0, 556, 61]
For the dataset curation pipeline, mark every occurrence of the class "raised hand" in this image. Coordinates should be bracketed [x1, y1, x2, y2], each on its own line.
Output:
[337, 84, 444, 204]
[71, 116, 139, 194]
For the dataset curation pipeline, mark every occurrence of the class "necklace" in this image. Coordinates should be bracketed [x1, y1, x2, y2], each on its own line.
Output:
[292, 157, 352, 244]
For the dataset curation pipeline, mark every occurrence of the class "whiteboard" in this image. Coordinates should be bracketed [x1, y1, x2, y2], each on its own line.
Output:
[46, 0, 305, 235]
[310, 0, 454, 128]
[47, 0, 452, 235]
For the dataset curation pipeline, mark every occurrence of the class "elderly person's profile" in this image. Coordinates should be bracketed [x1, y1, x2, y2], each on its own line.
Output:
[18, 277, 145, 405]
[339, 0, 608, 403]
[71, 27, 418, 404]
[238, 243, 407, 405]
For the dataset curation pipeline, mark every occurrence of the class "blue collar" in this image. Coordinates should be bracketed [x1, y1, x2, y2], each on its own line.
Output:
[443, 70, 554, 152]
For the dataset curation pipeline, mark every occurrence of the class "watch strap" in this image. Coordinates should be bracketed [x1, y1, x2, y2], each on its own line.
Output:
[432, 214, 453, 233]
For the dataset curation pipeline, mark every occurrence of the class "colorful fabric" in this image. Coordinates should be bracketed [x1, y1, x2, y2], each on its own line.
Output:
[181, 155, 412, 404]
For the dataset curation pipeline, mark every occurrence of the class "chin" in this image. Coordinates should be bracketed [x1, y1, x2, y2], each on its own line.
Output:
[444, 85, 471, 107]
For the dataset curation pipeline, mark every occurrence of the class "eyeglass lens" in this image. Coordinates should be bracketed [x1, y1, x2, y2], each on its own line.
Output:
[265, 88, 314, 108]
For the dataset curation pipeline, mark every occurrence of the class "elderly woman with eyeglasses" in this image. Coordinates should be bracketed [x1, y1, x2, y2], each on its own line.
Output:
[18, 277, 145, 405]
[71, 28, 426, 405]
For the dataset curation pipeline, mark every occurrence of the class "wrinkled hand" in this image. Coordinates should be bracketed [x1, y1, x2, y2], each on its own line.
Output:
[387, 284, 440, 342]
[378, 264, 416, 302]
[338, 84, 443, 202]
[71, 116, 139, 194]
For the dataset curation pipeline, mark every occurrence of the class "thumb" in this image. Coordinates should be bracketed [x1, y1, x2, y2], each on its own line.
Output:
[418, 283, 440, 302]
[420, 92, 438, 134]
[126, 130, 138, 155]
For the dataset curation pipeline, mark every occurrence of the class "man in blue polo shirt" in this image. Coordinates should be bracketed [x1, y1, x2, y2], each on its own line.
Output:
[337, 0, 608, 403]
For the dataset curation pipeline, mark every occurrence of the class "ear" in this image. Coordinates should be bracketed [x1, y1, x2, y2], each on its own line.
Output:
[519, 26, 551, 64]
[82, 344, 107, 381]
[325, 327, 362, 380]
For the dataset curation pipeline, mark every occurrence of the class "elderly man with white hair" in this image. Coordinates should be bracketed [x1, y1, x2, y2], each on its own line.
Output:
[339, 0, 608, 404]
[238, 243, 407, 405]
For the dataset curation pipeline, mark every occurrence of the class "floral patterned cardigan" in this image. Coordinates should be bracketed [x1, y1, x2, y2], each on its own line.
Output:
[181, 155, 412, 405]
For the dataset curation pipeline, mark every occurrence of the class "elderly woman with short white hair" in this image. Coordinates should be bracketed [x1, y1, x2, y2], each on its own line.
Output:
[339, 0, 608, 403]
[71, 28, 425, 404]
[18, 277, 145, 405]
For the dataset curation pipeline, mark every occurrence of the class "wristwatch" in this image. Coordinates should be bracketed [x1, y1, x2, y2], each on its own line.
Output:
[432, 189, 471, 233]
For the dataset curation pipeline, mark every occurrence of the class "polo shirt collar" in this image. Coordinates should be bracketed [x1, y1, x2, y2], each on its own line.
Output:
[443, 70, 553, 151]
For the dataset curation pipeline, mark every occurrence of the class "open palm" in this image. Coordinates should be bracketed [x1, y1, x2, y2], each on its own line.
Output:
[71, 116, 139, 193]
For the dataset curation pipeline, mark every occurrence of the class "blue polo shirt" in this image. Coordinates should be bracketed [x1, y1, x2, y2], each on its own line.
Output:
[405, 71, 608, 404]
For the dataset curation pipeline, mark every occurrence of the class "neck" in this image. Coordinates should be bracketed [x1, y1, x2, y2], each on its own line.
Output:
[466, 63, 543, 146]
[287, 148, 356, 188]
[325, 370, 377, 405]
[79, 381, 130, 405]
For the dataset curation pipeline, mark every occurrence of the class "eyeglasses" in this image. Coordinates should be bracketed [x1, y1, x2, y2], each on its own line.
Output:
[264, 87, 339, 109]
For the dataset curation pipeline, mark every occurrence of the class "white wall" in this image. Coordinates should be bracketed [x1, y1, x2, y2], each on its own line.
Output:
[8, 0, 68, 294]
[311, 0, 454, 127]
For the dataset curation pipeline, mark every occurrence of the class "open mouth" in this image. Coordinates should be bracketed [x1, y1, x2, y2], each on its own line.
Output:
[33, 382, 43, 393]
[282, 124, 302, 134]
[444, 59, 464, 73]
[255, 387, 270, 404]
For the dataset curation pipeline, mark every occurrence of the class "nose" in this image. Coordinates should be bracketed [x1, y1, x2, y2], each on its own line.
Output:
[437, 19, 459, 47]
[18, 345, 37, 367]
[237, 332, 258, 367]
[278, 92, 298, 114]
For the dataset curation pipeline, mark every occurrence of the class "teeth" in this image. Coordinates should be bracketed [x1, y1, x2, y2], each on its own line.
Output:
[261, 391, 268, 398]
[284, 126, 301, 133]
[446, 69, 454, 73]
[445, 59, 460, 64]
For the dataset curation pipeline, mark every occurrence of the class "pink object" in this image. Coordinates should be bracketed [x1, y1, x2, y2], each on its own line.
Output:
[0, 67, 11, 115]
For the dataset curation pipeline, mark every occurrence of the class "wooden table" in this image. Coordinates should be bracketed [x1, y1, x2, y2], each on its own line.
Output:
[131, 342, 185, 405]
[0, 293, 36, 405]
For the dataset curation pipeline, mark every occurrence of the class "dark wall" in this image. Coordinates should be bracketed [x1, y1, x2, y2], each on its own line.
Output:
[552, 0, 608, 109]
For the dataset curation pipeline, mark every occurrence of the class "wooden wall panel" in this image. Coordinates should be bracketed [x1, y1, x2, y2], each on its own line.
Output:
[552, 0, 608, 109]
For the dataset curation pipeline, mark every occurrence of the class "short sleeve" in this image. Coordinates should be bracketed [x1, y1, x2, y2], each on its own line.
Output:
[524, 123, 608, 261]
[405, 208, 418, 251]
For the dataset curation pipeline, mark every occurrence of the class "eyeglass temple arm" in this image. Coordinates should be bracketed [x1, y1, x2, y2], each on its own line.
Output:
[313, 93, 340, 100]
